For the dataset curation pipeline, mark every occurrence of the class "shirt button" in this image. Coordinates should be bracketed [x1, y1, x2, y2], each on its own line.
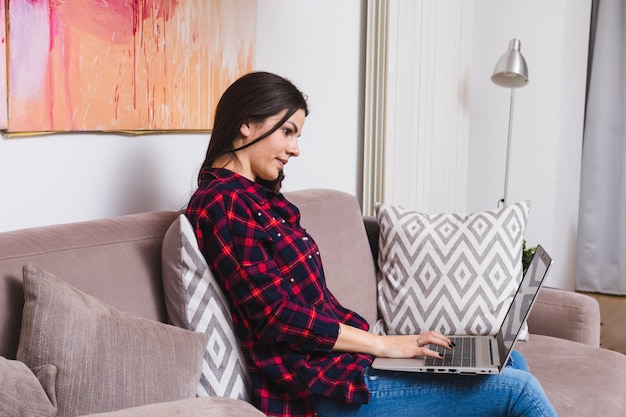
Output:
[316, 251, 320, 256]
[277, 233, 281, 238]
[281, 219, 286, 223]
[290, 278, 295, 283]
[308, 255, 312, 259]
[303, 237, 309, 241]
[257, 212, 262, 217]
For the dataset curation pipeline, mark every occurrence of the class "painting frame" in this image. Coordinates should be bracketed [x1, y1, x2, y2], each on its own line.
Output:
[2, 0, 256, 135]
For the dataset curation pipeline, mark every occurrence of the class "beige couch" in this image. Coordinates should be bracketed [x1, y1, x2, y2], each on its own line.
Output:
[1, 188, 625, 416]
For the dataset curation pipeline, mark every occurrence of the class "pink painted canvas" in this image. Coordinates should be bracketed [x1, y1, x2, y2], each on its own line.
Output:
[0, 1, 7, 129]
[4, 0, 256, 133]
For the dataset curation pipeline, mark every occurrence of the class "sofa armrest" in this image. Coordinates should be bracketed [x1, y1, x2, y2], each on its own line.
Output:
[527, 287, 601, 347]
[82, 397, 264, 417]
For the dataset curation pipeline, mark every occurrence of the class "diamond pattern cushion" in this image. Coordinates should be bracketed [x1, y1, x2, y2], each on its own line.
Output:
[17, 263, 207, 417]
[374, 201, 530, 338]
[162, 214, 251, 401]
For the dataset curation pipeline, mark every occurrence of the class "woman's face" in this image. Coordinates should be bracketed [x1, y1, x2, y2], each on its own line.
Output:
[235, 109, 306, 182]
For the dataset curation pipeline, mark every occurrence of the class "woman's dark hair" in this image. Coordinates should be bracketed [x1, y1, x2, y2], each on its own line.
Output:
[198, 72, 309, 191]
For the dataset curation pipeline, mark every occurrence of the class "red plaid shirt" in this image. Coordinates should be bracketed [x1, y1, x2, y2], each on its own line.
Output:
[186, 168, 372, 417]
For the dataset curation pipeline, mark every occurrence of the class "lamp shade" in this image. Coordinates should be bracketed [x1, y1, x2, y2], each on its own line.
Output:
[491, 39, 529, 88]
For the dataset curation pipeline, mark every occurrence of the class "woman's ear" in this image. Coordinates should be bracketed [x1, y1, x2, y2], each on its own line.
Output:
[240, 121, 252, 138]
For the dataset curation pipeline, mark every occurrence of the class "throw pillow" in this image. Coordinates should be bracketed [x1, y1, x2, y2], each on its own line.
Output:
[17, 263, 207, 417]
[0, 356, 57, 417]
[162, 214, 251, 401]
[375, 201, 530, 338]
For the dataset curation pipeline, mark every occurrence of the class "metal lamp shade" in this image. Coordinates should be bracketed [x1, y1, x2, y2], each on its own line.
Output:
[491, 39, 529, 88]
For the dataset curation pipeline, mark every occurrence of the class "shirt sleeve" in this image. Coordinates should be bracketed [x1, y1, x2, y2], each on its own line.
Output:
[326, 289, 370, 332]
[198, 191, 341, 353]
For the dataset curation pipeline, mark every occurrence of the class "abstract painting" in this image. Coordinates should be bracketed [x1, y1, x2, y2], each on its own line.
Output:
[0, 2, 7, 129]
[3, 0, 256, 133]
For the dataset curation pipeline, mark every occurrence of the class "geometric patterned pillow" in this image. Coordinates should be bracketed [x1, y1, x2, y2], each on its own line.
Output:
[162, 214, 251, 402]
[374, 201, 530, 339]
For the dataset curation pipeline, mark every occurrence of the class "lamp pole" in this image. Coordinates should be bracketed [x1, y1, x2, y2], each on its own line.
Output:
[491, 39, 529, 207]
[502, 88, 516, 207]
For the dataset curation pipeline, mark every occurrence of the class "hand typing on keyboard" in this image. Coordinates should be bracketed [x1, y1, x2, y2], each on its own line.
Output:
[424, 337, 476, 367]
[336, 326, 455, 360]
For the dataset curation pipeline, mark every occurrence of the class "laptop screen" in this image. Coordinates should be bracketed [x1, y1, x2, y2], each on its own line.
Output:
[498, 245, 552, 363]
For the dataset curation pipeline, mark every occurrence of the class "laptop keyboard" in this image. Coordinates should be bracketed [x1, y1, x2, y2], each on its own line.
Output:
[424, 337, 476, 367]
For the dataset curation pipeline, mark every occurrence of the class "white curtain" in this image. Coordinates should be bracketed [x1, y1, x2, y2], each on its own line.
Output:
[576, 0, 626, 294]
[362, 0, 474, 216]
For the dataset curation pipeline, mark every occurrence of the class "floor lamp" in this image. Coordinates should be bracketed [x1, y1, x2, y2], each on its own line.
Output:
[491, 39, 529, 207]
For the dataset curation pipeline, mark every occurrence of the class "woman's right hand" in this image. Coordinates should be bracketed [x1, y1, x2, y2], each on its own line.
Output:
[375, 330, 454, 359]
[334, 324, 454, 359]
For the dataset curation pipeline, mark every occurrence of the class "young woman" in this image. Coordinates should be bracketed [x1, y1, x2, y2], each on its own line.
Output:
[186, 71, 557, 417]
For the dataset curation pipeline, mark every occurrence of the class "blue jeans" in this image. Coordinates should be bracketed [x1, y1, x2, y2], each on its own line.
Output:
[315, 351, 557, 417]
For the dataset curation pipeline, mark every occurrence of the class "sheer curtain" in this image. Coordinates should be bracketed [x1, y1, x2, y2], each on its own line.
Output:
[576, 0, 626, 294]
[362, 0, 473, 216]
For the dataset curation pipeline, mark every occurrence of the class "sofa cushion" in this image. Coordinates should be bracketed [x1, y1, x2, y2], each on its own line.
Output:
[17, 263, 207, 417]
[82, 397, 265, 417]
[284, 189, 379, 326]
[0, 210, 179, 360]
[0, 356, 57, 417]
[162, 214, 251, 401]
[375, 201, 530, 337]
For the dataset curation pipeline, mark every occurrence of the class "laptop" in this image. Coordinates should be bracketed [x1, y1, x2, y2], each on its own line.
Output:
[372, 244, 553, 375]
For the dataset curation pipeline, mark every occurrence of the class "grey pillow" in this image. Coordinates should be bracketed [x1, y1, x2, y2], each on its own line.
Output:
[0, 356, 57, 417]
[17, 263, 207, 417]
[162, 214, 251, 401]
[375, 201, 530, 338]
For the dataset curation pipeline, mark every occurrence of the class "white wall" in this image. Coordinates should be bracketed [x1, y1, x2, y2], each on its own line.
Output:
[255, 0, 365, 197]
[0, 0, 591, 292]
[468, 0, 592, 290]
[0, 0, 365, 232]
[0, 133, 208, 232]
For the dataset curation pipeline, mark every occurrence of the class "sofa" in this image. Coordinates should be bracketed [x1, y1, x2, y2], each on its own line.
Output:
[1, 188, 625, 416]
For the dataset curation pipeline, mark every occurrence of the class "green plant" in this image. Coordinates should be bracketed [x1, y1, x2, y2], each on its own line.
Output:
[522, 240, 536, 275]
